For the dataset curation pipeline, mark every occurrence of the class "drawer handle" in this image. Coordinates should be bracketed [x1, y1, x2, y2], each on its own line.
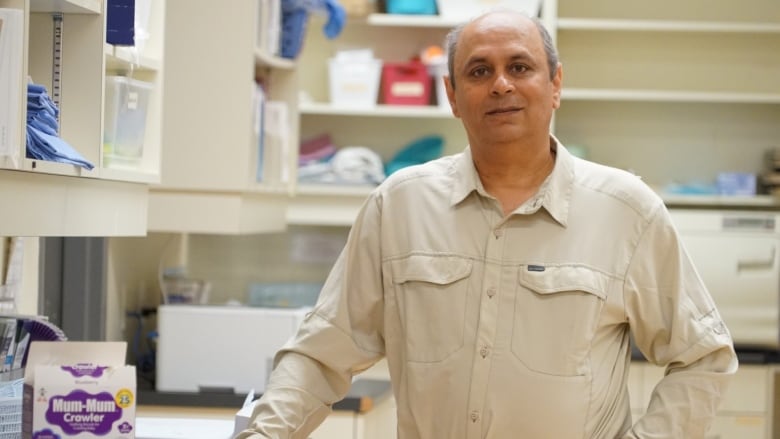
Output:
[737, 246, 776, 272]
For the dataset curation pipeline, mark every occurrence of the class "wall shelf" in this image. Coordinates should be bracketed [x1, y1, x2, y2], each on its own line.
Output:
[366, 13, 458, 28]
[300, 102, 452, 118]
[287, 184, 374, 226]
[562, 88, 780, 104]
[30, 0, 100, 14]
[557, 18, 780, 33]
[254, 50, 295, 70]
[105, 44, 162, 72]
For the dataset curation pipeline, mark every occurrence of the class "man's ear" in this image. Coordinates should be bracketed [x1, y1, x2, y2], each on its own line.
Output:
[444, 76, 459, 117]
[551, 63, 563, 110]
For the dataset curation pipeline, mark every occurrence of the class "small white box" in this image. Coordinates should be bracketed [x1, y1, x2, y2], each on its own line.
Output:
[328, 58, 382, 107]
[155, 305, 308, 395]
[22, 342, 135, 439]
[103, 76, 153, 166]
[436, 0, 542, 20]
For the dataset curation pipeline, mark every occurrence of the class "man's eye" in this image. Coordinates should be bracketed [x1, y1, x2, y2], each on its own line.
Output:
[471, 67, 489, 77]
[511, 64, 529, 74]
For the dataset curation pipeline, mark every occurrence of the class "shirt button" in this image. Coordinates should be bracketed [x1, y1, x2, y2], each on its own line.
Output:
[480, 346, 489, 358]
[486, 287, 496, 298]
[494, 229, 504, 238]
[470, 411, 479, 423]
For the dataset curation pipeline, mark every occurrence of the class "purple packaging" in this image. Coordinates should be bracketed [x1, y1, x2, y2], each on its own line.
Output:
[22, 342, 135, 439]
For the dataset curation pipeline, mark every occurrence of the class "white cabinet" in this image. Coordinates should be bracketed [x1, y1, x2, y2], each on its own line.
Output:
[0, 0, 165, 236]
[311, 394, 396, 439]
[629, 362, 776, 438]
[148, 0, 297, 234]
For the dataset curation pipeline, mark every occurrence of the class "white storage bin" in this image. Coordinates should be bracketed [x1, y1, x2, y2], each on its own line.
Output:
[103, 76, 153, 166]
[328, 58, 382, 107]
[436, 0, 542, 20]
[156, 305, 309, 394]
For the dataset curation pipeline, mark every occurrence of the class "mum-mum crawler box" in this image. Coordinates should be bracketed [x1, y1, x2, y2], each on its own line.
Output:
[22, 341, 136, 439]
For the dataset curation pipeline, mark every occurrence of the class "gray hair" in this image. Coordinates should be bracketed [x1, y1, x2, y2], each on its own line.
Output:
[445, 12, 559, 89]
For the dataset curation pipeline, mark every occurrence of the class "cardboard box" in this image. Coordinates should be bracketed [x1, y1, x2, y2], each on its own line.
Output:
[22, 341, 136, 439]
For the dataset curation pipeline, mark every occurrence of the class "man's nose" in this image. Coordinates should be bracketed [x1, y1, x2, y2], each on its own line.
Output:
[491, 72, 515, 94]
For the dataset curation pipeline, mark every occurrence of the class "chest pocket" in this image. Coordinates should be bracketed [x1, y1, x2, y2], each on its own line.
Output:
[391, 255, 472, 363]
[511, 264, 612, 377]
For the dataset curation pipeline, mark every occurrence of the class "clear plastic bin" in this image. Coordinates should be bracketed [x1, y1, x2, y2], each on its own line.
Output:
[247, 282, 322, 308]
[103, 76, 153, 166]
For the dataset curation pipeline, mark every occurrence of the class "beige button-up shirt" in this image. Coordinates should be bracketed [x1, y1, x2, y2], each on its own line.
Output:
[237, 139, 737, 439]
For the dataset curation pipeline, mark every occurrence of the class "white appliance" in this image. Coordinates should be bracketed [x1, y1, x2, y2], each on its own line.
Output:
[156, 305, 309, 394]
[671, 209, 780, 349]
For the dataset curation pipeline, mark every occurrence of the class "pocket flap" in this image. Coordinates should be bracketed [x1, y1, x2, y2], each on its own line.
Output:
[519, 265, 611, 300]
[392, 255, 472, 285]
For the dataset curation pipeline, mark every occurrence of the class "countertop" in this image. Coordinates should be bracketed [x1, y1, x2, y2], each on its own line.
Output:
[138, 378, 391, 413]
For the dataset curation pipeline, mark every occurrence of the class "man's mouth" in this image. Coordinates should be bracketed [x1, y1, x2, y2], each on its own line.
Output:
[486, 106, 522, 115]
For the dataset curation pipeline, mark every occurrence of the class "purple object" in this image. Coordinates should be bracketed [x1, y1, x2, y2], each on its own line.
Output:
[299, 134, 336, 165]
[44, 390, 123, 436]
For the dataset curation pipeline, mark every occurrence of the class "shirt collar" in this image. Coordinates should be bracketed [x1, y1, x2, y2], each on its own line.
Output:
[449, 136, 575, 227]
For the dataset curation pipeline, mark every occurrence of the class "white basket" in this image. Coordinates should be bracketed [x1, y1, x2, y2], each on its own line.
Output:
[0, 396, 21, 436]
[436, 0, 542, 20]
[328, 58, 383, 108]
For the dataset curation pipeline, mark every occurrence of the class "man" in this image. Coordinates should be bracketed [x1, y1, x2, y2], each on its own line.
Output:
[236, 10, 737, 438]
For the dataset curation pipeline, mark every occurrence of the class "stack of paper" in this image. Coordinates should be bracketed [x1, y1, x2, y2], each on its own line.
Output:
[0, 8, 23, 164]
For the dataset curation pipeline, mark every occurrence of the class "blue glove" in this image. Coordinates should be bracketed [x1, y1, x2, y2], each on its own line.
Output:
[322, 0, 345, 39]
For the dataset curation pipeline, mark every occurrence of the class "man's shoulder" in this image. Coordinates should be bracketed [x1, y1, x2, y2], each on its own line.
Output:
[378, 153, 460, 191]
[571, 156, 662, 218]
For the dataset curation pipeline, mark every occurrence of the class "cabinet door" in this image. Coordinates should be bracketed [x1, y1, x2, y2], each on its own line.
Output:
[634, 362, 774, 439]
[309, 412, 355, 439]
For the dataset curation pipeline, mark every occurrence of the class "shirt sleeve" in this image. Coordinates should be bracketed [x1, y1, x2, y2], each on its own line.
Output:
[622, 205, 738, 438]
[235, 193, 387, 439]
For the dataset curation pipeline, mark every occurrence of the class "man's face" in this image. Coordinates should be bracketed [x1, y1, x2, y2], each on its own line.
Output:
[445, 13, 562, 148]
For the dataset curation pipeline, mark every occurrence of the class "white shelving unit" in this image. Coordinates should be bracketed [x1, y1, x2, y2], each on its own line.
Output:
[0, 0, 165, 236]
[291, 1, 780, 227]
[147, 0, 296, 234]
[552, 0, 780, 188]
[294, 15, 461, 226]
[300, 102, 452, 118]
[101, 0, 165, 184]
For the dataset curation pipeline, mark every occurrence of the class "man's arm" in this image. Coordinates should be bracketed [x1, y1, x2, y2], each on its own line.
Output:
[235, 194, 387, 438]
[623, 205, 738, 438]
